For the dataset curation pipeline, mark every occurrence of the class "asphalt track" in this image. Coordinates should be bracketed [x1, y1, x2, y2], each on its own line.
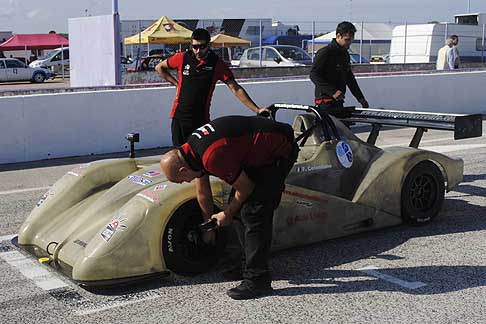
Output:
[0, 123, 485, 324]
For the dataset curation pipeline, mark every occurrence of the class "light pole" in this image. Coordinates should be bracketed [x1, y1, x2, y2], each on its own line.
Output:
[468, 0, 471, 12]
[113, 0, 122, 85]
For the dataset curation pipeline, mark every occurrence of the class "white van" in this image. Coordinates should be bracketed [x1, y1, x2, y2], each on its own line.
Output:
[29, 47, 69, 74]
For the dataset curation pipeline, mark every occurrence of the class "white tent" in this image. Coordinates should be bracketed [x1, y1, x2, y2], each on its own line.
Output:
[310, 23, 397, 59]
[313, 23, 396, 44]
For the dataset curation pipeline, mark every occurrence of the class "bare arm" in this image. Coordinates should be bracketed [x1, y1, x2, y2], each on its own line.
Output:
[155, 59, 178, 87]
[225, 79, 268, 115]
[211, 171, 255, 227]
[195, 175, 213, 221]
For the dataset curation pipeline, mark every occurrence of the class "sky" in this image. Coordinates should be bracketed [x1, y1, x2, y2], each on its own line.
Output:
[1, 0, 486, 34]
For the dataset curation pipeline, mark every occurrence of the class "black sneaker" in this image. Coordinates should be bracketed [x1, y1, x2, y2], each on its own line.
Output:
[226, 280, 274, 300]
[222, 265, 243, 281]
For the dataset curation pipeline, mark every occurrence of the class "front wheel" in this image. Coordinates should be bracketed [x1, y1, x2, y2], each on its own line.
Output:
[32, 72, 46, 83]
[401, 161, 445, 225]
[162, 200, 226, 275]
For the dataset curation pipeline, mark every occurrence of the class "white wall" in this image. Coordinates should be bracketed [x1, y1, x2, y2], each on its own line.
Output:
[1, 70, 486, 164]
[69, 15, 117, 87]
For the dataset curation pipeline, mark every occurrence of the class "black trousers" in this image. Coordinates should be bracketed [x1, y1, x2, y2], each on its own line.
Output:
[171, 118, 204, 147]
[232, 145, 298, 285]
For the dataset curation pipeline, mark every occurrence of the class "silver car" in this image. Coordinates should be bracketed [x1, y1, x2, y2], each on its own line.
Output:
[239, 45, 312, 67]
[0, 58, 53, 83]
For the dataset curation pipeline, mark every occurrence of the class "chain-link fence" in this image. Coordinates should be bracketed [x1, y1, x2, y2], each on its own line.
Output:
[121, 19, 486, 68]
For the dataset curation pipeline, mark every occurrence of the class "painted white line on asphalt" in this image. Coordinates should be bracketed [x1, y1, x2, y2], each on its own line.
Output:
[358, 265, 427, 290]
[0, 186, 49, 196]
[0, 251, 68, 291]
[0, 234, 16, 242]
[75, 294, 163, 316]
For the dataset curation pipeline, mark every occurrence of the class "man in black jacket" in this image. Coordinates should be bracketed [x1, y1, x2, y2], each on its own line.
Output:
[310, 21, 369, 111]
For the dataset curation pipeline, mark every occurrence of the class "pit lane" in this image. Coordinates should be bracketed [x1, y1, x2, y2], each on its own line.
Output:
[0, 124, 485, 324]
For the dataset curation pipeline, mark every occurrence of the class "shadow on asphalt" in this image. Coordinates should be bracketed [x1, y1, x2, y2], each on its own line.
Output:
[84, 177, 486, 297]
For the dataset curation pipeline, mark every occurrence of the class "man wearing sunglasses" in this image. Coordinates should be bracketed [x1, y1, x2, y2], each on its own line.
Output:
[156, 28, 267, 243]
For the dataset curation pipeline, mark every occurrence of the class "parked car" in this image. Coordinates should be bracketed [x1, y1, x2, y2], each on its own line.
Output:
[126, 55, 166, 72]
[0, 58, 53, 83]
[349, 52, 369, 64]
[29, 47, 69, 74]
[239, 45, 312, 67]
[370, 55, 389, 64]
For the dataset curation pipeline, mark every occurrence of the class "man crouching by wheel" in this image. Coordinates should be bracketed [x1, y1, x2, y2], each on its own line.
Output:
[160, 115, 299, 300]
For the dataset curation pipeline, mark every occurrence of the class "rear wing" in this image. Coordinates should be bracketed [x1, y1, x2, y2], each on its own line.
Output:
[269, 103, 483, 148]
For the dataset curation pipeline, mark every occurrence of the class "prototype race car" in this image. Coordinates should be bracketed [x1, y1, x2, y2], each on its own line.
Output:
[15, 104, 483, 286]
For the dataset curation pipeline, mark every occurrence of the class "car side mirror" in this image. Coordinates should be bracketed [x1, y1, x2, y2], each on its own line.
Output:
[274, 57, 282, 64]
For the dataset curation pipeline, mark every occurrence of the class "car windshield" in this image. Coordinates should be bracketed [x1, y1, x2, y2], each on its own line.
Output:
[39, 49, 58, 60]
[275, 47, 311, 61]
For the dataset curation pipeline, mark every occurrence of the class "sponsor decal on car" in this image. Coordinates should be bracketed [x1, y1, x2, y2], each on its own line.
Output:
[101, 218, 128, 242]
[336, 141, 353, 168]
[296, 200, 313, 208]
[137, 190, 161, 205]
[287, 212, 328, 226]
[284, 190, 328, 204]
[143, 170, 161, 178]
[127, 175, 152, 186]
[36, 190, 54, 207]
[296, 164, 332, 173]
[68, 163, 91, 177]
[73, 239, 87, 248]
[154, 184, 168, 191]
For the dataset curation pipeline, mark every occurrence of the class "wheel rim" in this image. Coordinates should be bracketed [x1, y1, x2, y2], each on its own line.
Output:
[173, 211, 215, 263]
[409, 174, 437, 212]
[34, 74, 44, 82]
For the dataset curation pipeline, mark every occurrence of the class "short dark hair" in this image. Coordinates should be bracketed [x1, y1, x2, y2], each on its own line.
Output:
[336, 21, 356, 36]
[451, 34, 459, 40]
[191, 28, 211, 43]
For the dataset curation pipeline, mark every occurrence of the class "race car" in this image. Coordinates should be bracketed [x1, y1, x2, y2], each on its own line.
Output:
[14, 104, 483, 286]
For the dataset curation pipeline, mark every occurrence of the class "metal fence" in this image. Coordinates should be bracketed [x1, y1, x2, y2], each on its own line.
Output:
[121, 19, 486, 67]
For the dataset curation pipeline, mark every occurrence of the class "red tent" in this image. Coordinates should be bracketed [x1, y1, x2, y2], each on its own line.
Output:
[0, 34, 69, 51]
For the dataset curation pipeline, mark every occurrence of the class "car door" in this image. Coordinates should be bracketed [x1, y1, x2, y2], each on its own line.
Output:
[244, 48, 261, 67]
[263, 48, 280, 67]
[0, 60, 7, 81]
[5, 59, 30, 81]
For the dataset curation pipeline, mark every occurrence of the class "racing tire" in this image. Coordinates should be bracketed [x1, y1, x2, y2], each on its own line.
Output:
[162, 200, 227, 276]
[401, 161, 445, 226]
[32, 72, 46, 83]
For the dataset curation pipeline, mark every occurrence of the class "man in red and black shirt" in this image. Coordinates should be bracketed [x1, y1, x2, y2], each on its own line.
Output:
[160, 115, 299, 300]
[155, 28, 267, 147]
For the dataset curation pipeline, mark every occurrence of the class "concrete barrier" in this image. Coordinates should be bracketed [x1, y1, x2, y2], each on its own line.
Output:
[1, 70, 486, 164]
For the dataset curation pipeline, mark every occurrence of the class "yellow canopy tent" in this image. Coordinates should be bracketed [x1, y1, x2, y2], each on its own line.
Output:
[124, 16, 192, 45]
[210, 34, 251, 48]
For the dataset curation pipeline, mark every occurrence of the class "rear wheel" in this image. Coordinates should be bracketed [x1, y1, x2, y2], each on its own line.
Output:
[162, 200, 226, 275]
[32, 72, 46, 83]
[401, 161, 445, 225]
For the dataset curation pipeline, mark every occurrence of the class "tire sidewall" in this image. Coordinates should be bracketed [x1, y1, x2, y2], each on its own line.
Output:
[162, 200, 226, 275]
[401, 161, 445, 225]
